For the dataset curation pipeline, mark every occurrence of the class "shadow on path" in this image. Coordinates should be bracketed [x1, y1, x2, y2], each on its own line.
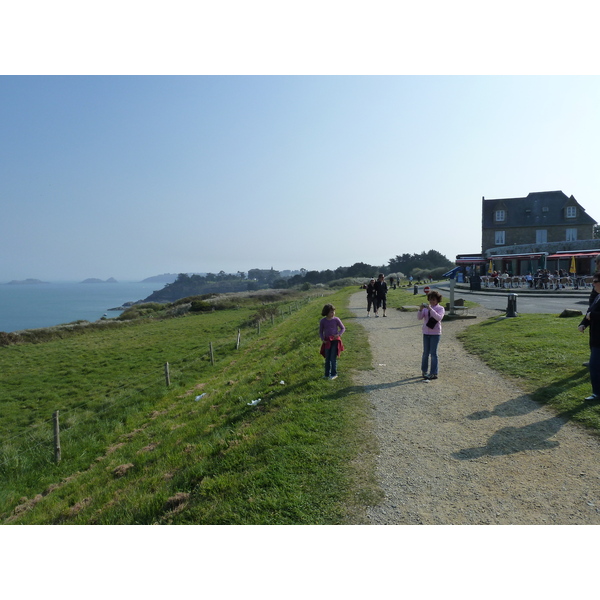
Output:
[454, 370, 595, 459]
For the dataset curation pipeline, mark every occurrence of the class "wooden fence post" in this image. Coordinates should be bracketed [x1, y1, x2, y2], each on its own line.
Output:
[53, 410, 61, 463]
[210, 342, 214, 365]
[236, 329, 241, 350]
[164, 362, 171, 387]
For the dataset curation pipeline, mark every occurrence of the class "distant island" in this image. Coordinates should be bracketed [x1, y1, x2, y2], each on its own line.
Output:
[81, 278, 118, 284]
[6, 278, 49, 285]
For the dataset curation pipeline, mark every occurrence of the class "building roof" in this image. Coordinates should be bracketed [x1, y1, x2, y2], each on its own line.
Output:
[482, 190, 597, 228]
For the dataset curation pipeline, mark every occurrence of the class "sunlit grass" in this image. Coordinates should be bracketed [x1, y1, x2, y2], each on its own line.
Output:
[1, 288, 381, 524]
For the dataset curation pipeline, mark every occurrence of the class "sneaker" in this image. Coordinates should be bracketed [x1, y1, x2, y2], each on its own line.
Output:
[421, 372, 428, 379]
[583, 361, 590, 367]
[427, 375, 438, 380]
[585, 394, 598, 401]
[329, 375, 338, 380]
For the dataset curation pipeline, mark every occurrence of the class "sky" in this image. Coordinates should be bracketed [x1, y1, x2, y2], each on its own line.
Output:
[1, 4, 600, 282]
[3, 74, 600, 282]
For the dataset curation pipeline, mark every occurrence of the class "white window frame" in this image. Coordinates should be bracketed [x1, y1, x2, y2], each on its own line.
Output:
[495, 230, 505, 245]
[495, 210, 505, 222]
[536, 230, 548, 243]
[566, 206, 577, 218]
[566, 228, 578, 241]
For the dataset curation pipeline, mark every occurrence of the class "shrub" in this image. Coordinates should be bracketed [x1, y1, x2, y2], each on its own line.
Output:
[0, 331, 20, 347]
[117, 303, 165, 321]
[190, 300, 213, 313]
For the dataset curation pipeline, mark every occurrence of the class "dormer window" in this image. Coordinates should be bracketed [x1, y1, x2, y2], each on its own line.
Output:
[566, 206, 577, 218]
[495, 210, 505, 222]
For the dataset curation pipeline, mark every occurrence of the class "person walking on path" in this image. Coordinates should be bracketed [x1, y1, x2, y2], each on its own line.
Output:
[366, 278, 376, 317]
[417, 290, 445, 380]
[578, 274, 600, 400]
[319, 303, 345, 380]
[374, 273, 388, 317]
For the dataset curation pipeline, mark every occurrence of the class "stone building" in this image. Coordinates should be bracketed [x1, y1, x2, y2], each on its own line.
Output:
[457, 191, 599, 276]
[482, 190, 596, 253]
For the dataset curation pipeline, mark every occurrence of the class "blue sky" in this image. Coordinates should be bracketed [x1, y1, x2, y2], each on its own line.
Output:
[0, 76, 600, 281]
[2, 75, 600, 281]
[2, 3, 600, 283]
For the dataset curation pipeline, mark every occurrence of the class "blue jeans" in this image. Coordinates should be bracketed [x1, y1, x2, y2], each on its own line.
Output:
[421, 334, 441, 376]
[590, 346, 600, 395]
[325, 340, 339, 377]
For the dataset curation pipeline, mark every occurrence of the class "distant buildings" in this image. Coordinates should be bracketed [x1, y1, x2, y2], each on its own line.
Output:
[457, 190, 599, 275]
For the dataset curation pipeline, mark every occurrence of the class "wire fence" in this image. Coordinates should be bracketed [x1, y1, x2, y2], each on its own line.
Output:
[0, 297, 320, 475]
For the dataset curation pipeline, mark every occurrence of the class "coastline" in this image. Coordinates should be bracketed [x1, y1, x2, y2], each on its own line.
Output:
[0, 281, 159, 333]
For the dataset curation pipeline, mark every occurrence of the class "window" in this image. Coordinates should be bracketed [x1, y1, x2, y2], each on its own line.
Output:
[566, 206, 577, 218]
[495, 231, 505, 245]
[536, 230, 547, 243]
[566, 228, 578, 241]
[495, 210, 505, 222]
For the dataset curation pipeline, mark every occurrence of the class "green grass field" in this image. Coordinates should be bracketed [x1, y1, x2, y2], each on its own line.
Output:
[0, 288, 381, 524]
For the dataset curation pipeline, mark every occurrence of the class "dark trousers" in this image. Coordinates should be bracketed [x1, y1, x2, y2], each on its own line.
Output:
[590, 346, 600, 395]
[324, 341, 339, 377]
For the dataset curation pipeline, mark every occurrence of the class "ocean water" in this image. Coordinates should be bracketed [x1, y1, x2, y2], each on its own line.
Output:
[0, 281, 162, 333]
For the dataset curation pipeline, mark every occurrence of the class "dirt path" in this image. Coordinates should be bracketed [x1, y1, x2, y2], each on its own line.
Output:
[349, 291, 600, 524]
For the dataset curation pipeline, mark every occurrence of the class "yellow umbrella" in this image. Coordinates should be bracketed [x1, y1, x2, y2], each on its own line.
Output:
[488, 259, 493, 274]
[569, 255, 576, 274]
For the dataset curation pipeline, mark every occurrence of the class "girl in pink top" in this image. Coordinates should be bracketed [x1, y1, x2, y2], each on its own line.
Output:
[417, 291, 445, 380]
[319, 303, 345, 380]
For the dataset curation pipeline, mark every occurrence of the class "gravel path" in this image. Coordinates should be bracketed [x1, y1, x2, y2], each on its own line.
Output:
[349, 291, 600, 524]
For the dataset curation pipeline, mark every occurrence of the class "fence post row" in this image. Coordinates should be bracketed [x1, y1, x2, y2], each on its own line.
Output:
[44, 297, 321, 463]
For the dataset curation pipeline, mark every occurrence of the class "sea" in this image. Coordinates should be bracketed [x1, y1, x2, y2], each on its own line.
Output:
[0, 281, 163, 333]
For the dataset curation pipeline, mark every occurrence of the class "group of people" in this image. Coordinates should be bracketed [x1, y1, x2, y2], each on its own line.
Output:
[319, 274, 445, 382]
[365, 273, 388, 317]
[319, 270, 600, 403]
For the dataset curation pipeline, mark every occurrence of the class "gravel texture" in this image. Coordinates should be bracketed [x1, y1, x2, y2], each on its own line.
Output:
[349, 291, 600, 524]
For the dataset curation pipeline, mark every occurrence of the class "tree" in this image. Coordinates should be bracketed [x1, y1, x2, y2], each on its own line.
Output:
[388, 250, 454, 274]
[345, 262, 379, 277]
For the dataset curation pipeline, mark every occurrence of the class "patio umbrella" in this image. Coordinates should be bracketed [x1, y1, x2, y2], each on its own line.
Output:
[570, 255, 576, 274]
[488, 259, 493, 274]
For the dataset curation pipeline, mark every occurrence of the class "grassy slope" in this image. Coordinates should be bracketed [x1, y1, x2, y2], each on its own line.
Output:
[2, 288, 381, 524]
